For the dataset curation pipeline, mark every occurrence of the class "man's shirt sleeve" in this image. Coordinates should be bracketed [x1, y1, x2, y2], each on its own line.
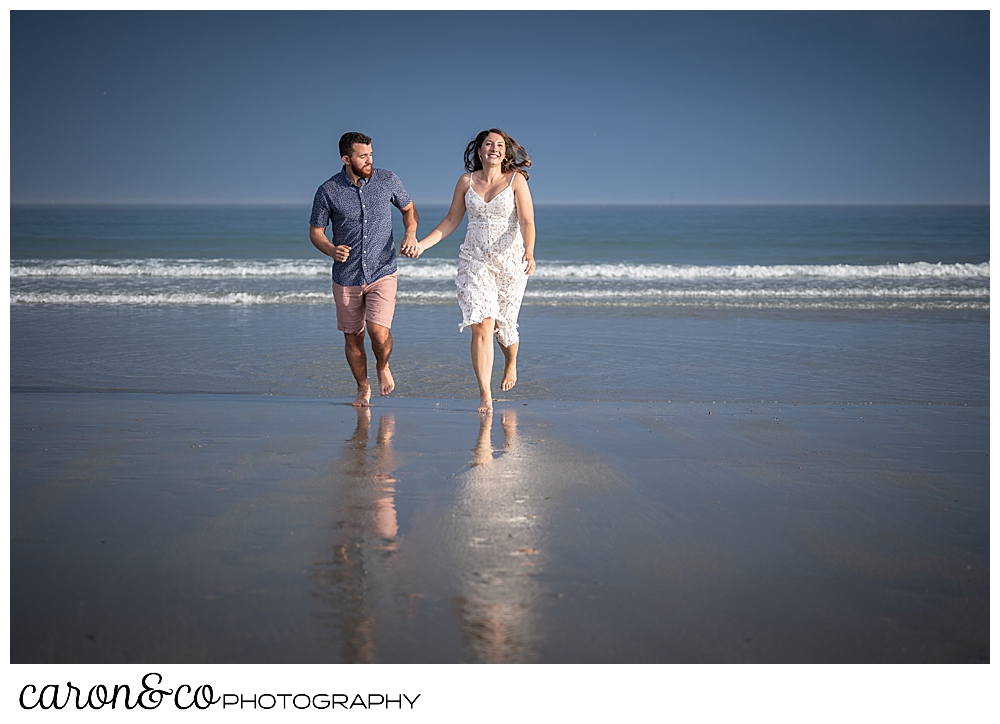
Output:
[309, 186, 330, 229]
[389, 173, 413, 210]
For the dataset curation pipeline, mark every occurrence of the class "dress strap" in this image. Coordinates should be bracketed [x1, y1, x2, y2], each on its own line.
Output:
[507, 172, 517, 188]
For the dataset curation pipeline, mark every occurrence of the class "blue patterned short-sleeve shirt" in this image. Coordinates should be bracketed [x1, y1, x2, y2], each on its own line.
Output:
[310, 167, 413, 286]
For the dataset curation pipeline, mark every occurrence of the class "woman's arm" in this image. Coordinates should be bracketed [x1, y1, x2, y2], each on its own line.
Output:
[513, 173, 536, 275]
[410, 175, 469, 257]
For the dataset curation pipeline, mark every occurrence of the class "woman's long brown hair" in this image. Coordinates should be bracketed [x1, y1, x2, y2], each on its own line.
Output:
[463, 129, 531, 180]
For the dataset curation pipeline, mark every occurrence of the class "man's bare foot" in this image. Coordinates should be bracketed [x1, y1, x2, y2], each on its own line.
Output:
[500, 361, 517, 392]
[477, 396, 493, 415]
[377, 366, 394, 396]
[352, 382, 371, 408]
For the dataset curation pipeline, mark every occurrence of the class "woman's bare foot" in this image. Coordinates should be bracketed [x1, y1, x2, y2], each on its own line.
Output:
[352, 382, 372, 408]
[499, 341, 518, 392]
[377, 365, 394, 396]
[500, 361, 517, 391]
[477, 395, 493, 415]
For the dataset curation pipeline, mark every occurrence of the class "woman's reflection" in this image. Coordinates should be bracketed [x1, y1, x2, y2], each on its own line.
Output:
[453, 408, 542, 662]
[311, 407, 399, 663]
[470, 406, 522, 467]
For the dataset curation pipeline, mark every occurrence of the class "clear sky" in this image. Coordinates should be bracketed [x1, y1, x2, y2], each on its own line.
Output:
[9, 10, 989, 204]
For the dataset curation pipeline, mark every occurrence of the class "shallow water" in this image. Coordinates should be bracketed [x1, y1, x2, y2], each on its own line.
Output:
[11, 304, 989, 406]
[10, 203, 989, 406]
[10, 203, 990, 664]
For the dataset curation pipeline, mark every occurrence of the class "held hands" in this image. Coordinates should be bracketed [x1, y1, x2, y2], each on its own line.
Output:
[399, 235, 419, 258]
[400, 238, 424, 259]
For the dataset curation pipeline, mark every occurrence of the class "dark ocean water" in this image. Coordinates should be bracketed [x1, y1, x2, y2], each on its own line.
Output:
[10, 204, 989, 403]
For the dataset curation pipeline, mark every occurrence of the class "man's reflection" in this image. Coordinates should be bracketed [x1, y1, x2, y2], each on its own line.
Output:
[311, 407, 399, 663]
[310, 406, 546, 663]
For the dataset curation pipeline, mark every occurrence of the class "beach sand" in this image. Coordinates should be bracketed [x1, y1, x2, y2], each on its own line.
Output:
[10, 391, 988, 663]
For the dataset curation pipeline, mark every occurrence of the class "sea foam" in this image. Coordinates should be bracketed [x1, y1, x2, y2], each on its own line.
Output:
[10, 258, 990, 281]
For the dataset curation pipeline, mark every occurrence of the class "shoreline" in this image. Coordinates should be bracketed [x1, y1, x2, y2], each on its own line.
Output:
[11, 305, 990, 406]
[11, 391, 988, 663]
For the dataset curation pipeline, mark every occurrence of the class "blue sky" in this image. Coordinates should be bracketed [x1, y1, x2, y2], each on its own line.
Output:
[10, 10, 989, 204]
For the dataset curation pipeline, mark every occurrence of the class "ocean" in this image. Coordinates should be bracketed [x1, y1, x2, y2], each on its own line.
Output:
[10, 203, 990, 665]
[10, 203, 989, 405]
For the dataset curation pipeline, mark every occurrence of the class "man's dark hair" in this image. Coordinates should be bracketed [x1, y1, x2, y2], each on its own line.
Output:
[339, 132, 372, 159]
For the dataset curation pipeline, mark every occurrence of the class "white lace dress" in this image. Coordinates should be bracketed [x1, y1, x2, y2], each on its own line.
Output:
[455, 174, 528, 347]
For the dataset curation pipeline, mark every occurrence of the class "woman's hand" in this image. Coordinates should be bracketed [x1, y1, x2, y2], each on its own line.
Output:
[523, 253, 536, 275]
[399, 236, 419, 258]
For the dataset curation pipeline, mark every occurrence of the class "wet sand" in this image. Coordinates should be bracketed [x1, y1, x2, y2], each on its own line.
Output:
[10, 392, 988, 663]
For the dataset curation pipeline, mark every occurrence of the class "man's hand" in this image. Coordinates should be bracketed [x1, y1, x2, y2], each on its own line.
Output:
[332, 245, 351, 263]
[400, 235, 419, 258]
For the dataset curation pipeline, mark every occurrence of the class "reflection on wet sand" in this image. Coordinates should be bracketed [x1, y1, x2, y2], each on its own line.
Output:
[310, 408, 399, 663]
[308, 406, 548, 663]
[453, 409, 543, 662]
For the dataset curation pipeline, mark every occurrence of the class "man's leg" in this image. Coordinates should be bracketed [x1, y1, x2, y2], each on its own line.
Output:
[364, 274, 398, 398]
[344, 329, 371, 407]
[333, 281, 371, 407]
[368, 323, 394, 396]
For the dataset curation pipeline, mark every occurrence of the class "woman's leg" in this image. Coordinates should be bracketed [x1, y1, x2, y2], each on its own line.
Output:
[499, 340, 518, 391]
[495, 267, 526, 393]
[470, 317, 496, 414]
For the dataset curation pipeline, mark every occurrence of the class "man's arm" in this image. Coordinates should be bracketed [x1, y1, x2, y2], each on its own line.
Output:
[310, 225, 350, 263]
[399, 202, 419, 256]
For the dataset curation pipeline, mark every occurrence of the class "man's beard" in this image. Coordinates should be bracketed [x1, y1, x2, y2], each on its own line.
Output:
[351, 160, 373, 179]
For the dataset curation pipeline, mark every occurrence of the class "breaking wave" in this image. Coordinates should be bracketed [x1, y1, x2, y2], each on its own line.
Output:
[11, 258, 990, 281]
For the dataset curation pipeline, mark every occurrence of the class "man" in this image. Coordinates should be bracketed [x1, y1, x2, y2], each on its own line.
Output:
[310, 132, 419, 407]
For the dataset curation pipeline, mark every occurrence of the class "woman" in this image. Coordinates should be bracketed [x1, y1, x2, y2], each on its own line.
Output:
[407, 129, 536, 414]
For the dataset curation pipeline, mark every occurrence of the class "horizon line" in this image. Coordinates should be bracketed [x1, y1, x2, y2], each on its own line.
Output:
[9, 200, 991, 207]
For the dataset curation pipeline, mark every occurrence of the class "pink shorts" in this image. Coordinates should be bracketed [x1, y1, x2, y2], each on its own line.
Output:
[332, 273, 397, 334]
